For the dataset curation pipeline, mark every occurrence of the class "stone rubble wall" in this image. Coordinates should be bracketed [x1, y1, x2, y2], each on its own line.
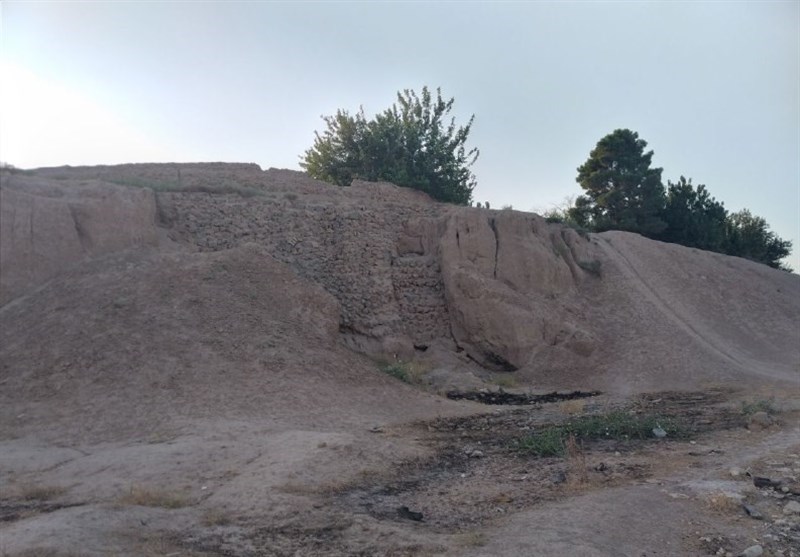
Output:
[159, 174, 453, 348]
[2, 163, 601, 370]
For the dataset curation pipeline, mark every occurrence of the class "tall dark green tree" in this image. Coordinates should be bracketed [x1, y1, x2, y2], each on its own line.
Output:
[575, 129, 666, 235]
[300, 87, 479, 205]
[659, 176, 728, 252]
[723, 210, 792, 270]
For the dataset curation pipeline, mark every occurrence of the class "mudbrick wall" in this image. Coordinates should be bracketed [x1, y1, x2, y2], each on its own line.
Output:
[1, 163, 601, 370]
[153, 167, 601, 368]
[157, 172, 456, 351]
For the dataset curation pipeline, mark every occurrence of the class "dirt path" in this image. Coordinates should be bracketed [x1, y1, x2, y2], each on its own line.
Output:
[598, 234, 797, 384]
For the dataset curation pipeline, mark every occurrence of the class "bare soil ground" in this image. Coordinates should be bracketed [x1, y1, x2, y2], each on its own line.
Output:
[1, 165, 798, 556]
[1, 389, 798, 556]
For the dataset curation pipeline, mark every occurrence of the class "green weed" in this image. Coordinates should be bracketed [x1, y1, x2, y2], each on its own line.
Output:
[516, 409, 687, 457]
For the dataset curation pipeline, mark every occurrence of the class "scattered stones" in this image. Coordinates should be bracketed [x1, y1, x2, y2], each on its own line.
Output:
[782, 500, 800, 515]
[739, 544, 763, 557]
[742, 504, 764, 520]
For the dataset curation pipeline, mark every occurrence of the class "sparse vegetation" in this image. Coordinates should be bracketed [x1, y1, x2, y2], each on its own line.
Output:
[379, 360, 425, 384]
[201, 508, 233, 526]
[516, 409, 687, 457]
[458, 531, 488, 547]
[558, 398, 587, 415]
[117, 485, 191, 509]
[706, 491, 741, 514]
[740, 397, 777, 416]
[517, 426, 565, 457]
[14, 483, 67, 501]
[490, 374, 518, 389]
[565, 434, 588, 486]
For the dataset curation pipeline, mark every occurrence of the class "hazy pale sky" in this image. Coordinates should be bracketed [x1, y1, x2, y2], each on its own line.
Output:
[1, 1, 798, 269]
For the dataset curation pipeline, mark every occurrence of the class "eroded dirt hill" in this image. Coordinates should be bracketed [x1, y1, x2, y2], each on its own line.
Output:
[3, 163, 797, 392]
[1, 163, 798, 557]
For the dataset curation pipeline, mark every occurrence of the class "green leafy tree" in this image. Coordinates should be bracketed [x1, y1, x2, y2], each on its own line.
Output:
[575, 129, 666, 235]
[723, 209, 792, 270]
[301, 87, 479, 205]
[659, 176, 728, 252]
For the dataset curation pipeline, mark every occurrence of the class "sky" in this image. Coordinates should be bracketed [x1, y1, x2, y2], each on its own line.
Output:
[1, 1, 798, 269]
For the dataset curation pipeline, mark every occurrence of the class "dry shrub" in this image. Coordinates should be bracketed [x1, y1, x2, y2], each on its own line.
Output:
[10, 483, 67, 502]
[706, 491, 741, 514]
[117, 485, 190, 509]
[559, 398, 587, 415]
[565, 434, 588, 487]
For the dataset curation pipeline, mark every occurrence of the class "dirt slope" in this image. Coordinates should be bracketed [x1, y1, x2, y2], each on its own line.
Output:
[1, 163, 798, 556]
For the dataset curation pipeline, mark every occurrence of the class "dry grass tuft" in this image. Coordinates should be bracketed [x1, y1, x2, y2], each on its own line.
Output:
[14, 483, 67, 502]
[706, 491, 741, 514]
[380, 360, 428, 385]
[559, 398, 587, 415]
[458, 531, 487, 547]
[565, 434, 588, 487]
[201, 508, 233, 527]
[117, 485, 191, 509]
[490, 374, 518, 389]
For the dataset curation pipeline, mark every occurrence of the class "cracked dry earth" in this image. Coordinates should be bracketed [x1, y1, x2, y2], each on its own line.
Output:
[3, 389, 799, 557]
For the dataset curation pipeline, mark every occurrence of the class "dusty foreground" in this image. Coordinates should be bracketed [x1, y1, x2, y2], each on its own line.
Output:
[1, 389, 799, 556]
[1, 164, 799, 556]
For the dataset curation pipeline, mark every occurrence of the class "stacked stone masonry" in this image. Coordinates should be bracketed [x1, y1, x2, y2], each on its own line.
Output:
[160, 176, 452, 345]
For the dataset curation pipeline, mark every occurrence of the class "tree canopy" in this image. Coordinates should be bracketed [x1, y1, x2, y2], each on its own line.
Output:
[660, 176, 728, 253]
[564, 129, 792, 270]
[723, 210, 792, 270]
[574, 128, 666, 235]
[300, 87, 479, 205]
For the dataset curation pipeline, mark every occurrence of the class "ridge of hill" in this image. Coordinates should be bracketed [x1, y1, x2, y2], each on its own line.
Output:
[1, 163, 799, 557]
[2, 163, 797, 397]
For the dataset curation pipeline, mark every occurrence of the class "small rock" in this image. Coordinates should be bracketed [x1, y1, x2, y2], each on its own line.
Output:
[739, 544, 763, 557]
[748, 411, 773, 430]
[652, 424, 667, 438]
[783, 500, 800, 515]
[730, 467, 743, 478]
[743, 504, 764, 520]
[752, 475, 781, 489]
[397, 506, 424, 522]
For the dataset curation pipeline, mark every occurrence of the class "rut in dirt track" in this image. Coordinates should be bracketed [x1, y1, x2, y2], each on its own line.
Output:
[597, 236, 794, 383]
